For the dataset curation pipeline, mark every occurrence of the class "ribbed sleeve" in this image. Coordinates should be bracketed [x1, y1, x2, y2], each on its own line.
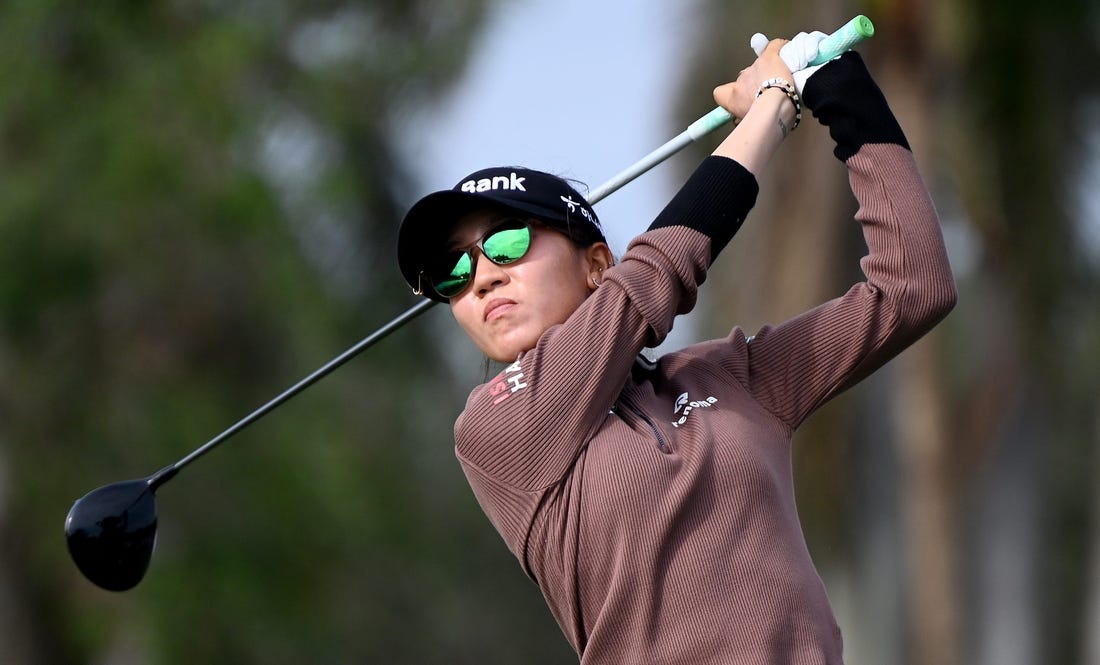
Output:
[711, 147, 956, 429]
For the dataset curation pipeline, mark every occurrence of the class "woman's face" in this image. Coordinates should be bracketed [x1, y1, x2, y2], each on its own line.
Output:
[446, 211, 599, 363]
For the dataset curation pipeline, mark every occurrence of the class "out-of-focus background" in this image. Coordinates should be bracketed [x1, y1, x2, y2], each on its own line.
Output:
[2, 0, 1098, 663]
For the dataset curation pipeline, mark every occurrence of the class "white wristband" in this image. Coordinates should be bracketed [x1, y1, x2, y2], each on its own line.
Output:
[755, 77, 802, 131]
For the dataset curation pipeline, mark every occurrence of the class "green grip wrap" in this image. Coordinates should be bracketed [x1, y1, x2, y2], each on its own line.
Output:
[810, 15, 874, 65]
[687, 106, 737, 140]
[685, 15, 874, 140]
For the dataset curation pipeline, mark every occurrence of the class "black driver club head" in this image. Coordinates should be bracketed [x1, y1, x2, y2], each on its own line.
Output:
[65, 478, 158, 592]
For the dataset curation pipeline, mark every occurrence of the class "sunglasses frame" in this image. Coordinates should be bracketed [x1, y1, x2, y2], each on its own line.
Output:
[416, 218, 536, 300]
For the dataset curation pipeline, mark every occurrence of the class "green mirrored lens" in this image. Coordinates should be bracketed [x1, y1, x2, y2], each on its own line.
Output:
[433, 252, 472, 297]
[430, 222, 531, 298]
[482, 226, 530, 264]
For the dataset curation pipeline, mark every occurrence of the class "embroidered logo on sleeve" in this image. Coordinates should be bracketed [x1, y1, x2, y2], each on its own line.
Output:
[487, 359, 528, 406]
[671, 392, 718, 428]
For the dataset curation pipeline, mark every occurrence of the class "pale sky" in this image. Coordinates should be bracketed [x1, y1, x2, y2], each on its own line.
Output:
[400, 0, 703, 256]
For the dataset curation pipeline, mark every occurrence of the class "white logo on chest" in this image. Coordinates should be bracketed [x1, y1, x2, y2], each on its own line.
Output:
[671, 392, 717, 428]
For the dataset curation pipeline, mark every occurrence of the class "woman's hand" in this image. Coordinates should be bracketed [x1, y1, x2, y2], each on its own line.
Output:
[712, 38, 795, 121]
[753, 31, 832, 95]
[708, 38, 799, 176]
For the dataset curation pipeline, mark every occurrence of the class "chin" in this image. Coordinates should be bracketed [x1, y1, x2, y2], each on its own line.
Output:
[486, 333, 539, 363]
[488, 345, 524, 364]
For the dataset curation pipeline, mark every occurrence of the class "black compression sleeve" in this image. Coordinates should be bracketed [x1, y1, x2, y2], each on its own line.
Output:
[647, 156, 759, 261]
[802, 51, 910, 162]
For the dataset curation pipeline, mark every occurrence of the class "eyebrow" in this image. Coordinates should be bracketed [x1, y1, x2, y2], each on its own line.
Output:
[446, 216, 514, 251]
[445, 231, 476, 253]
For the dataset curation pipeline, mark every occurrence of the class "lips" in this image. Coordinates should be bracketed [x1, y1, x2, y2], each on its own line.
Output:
[483, 298, 517, 322]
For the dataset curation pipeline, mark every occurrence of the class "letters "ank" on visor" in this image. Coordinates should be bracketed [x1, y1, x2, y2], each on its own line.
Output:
[461, 173, 527, 193]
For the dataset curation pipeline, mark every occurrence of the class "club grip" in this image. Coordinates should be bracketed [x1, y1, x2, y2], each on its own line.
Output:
[685, 15, 874, 139]
[810, 15, 874, 65]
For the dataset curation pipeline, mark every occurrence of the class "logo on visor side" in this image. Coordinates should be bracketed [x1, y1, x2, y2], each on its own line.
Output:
[560, 195, 596, 225]
[461, 173, 527, 193]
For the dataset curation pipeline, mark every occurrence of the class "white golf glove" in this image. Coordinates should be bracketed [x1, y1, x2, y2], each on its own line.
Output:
[750, 31, 831, 95]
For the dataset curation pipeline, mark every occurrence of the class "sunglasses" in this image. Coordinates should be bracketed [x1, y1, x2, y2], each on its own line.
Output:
[423, 218, 534, 299]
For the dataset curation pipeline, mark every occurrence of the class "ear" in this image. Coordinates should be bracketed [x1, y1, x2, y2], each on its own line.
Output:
[584, 242, 615, 290]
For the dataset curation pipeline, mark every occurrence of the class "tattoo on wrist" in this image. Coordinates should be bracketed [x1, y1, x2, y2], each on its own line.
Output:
[756, 78, 801, 133]
[777, 116, 790, 139]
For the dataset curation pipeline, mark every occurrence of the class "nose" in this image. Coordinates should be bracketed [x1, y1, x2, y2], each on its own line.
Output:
[470, 250, 509, 296]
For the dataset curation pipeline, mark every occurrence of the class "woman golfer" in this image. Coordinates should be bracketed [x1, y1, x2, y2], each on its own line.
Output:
[397, 35, 955, 664]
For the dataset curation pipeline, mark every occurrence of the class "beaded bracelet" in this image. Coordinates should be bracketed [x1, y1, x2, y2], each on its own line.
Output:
[755, 77, 801, 132]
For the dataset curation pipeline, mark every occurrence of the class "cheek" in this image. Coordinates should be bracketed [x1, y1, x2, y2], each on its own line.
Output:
[449, 299, 482, 341]
[535, 259, 590, 321]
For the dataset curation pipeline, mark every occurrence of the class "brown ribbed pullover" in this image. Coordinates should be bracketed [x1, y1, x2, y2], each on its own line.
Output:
[453, 53, 957, 664]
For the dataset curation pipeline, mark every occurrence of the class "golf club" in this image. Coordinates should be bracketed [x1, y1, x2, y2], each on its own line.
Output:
[65, 15, 874, 592]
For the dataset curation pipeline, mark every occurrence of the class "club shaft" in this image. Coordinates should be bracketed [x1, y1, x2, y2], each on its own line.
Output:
[165, 116, 693, 479]
[586, 16, 873, 207]
[166, 298, 435, 478]
[669, 15, 876, 141]
[586, 133, 694, 205]
[163, 15, 875, 481]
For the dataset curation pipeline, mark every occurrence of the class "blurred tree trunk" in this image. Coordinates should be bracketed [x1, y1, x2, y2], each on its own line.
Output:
[948, 2, 1098, 663]
[1088, 402, 1100, 664]
[0, 449, 32, 664]
[876, 5, 964, 663]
